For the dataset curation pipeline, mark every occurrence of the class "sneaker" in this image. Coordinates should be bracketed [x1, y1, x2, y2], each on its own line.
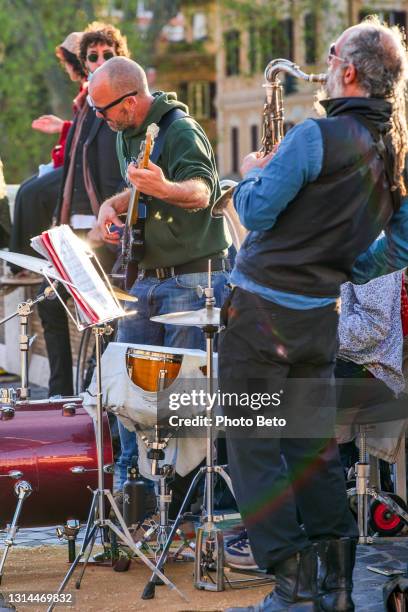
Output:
[224, 530, 259, 570]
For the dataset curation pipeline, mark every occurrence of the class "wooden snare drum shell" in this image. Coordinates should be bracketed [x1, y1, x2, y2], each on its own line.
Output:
[0, 398, 113, 528]
[127, 350, 182, 392]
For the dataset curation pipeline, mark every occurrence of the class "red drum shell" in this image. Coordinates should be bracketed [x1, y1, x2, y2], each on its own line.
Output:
[0, 398, 113, 528]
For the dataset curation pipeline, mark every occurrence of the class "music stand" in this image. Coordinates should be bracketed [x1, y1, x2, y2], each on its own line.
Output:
[0, 243, 186, 606]
[41, 247, 185, 608]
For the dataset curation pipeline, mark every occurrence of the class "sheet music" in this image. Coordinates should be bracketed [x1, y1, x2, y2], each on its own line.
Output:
[49, 227, 123, 321]
[31, 235, 51, 261]
[31, 225, 126, 326]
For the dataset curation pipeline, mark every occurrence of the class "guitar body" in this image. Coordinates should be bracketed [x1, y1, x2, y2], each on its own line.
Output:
[122, 205, 146, 289]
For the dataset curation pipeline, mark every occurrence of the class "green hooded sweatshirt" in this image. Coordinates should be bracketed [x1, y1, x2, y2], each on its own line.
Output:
[116, 91, 230, 269]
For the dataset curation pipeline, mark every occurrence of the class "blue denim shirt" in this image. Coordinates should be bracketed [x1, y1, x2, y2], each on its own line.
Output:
[231, 118, 408, 310]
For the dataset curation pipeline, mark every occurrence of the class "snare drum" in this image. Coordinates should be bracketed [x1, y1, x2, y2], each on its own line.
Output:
[0, 398, 112, 528]
[127, 348, 182, 391]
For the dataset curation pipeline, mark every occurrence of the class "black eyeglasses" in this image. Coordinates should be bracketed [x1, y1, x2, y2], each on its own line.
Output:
[327, 43, 347, 65]
[87, 90, 138, 117]
[87, 50, 114, 63]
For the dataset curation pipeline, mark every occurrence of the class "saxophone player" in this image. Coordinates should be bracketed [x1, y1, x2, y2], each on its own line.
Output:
[221, 17, 408, 612]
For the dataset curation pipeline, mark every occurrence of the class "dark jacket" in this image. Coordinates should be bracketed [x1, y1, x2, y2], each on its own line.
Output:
[236, 97, 398, 298]
[54, 108, 125, 223]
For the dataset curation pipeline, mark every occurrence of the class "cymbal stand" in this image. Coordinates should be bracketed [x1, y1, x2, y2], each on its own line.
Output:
[142, 261, 235, 599]
[47, 324, 186, 612]
[0, 282, 57, 400]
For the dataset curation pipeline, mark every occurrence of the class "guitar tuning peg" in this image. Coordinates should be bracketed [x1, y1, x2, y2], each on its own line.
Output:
[196, 285, 204, 299]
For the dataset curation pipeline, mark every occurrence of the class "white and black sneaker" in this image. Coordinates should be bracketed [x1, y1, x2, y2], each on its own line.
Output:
[224, 530, 259, 570]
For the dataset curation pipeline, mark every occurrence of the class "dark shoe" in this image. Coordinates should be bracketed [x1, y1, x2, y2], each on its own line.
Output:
[316, 537, 356, 611]
[226, 546, 319, 611]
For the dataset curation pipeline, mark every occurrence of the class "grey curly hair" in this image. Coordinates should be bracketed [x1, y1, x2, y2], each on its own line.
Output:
[341, 15, 408, 195]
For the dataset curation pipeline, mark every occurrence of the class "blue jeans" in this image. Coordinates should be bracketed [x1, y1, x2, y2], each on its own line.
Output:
[116, 270, 230, 489]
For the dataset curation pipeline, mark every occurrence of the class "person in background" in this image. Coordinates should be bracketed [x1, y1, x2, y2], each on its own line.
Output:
[37, 22, 129, 397]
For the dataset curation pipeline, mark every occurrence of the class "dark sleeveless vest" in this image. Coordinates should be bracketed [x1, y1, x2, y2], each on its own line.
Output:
[235, 97, 400, 298]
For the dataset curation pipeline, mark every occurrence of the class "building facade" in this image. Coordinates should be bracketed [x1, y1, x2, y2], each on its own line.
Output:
[216, 0, 408, 179]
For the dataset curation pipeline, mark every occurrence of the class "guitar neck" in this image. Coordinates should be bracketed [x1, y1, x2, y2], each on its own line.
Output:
[125, 137, 152, 228]
[127, 185, 141, 227]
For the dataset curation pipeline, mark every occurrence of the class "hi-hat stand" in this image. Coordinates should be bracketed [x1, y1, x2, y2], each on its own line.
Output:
[47, 324, 186, 611]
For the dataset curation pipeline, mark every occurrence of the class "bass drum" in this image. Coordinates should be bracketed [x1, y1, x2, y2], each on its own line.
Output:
[0, 398, 113, 528]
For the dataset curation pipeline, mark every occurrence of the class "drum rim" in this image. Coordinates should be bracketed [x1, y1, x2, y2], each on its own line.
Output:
[126, 349, 183, 363]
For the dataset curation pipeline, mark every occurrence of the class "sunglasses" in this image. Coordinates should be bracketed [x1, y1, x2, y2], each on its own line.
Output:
[87, 50, 114, 63]
[87, 90, 138, 117]
[327, 43, 347, 64]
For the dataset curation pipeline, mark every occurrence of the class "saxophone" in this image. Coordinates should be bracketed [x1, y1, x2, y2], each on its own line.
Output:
[213, 59, 327, 249]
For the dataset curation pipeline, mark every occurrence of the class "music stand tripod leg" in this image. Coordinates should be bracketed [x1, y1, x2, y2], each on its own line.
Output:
[0, 481, 32, 585]
[104, 490, 186, 600]
[75, 529, 98, 590]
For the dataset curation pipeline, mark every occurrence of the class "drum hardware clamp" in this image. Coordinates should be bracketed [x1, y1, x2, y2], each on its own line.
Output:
[0, 389, 16, 407]
[62, 403, 77, 417]
[0, 471, 24, 480]
[70, 464, 113, 475]
[0, 406, 15, 420]
[0, 480, 32, 584]
[56, 520, 81, 564]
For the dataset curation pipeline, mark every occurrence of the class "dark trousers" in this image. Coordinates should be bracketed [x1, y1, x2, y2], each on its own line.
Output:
[9, 168, 62, 271]
[218, 287, 358, 568]
[37, 244, 116, 396]
[38, 284, 73, 396]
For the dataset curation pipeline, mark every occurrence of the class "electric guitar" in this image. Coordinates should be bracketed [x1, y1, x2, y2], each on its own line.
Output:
[121, 123, 159, 289]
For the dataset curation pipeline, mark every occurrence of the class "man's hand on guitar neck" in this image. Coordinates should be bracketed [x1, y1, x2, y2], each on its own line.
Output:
[127, 159, 211, 210]
[98, 189, 130, 244]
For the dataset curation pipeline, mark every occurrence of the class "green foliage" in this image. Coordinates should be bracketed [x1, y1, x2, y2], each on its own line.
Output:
[0, 0, 99, 183]
[0, 0, 179, 183]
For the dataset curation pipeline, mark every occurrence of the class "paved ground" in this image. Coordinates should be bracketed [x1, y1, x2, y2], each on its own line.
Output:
[1, 525, 408, 610]
[1, 378, 407, 609]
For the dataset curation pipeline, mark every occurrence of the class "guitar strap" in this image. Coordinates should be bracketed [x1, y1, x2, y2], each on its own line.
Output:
[149, 107, 188, 165]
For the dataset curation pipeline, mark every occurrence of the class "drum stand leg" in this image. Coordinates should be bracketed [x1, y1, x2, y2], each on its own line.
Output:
[47, 326, 186, 612]
[0, 481, 32, 584]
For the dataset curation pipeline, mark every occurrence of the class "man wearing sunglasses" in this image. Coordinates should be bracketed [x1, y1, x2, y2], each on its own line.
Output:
[38, 22, 130, 399]
[216, 17, 408, 612]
